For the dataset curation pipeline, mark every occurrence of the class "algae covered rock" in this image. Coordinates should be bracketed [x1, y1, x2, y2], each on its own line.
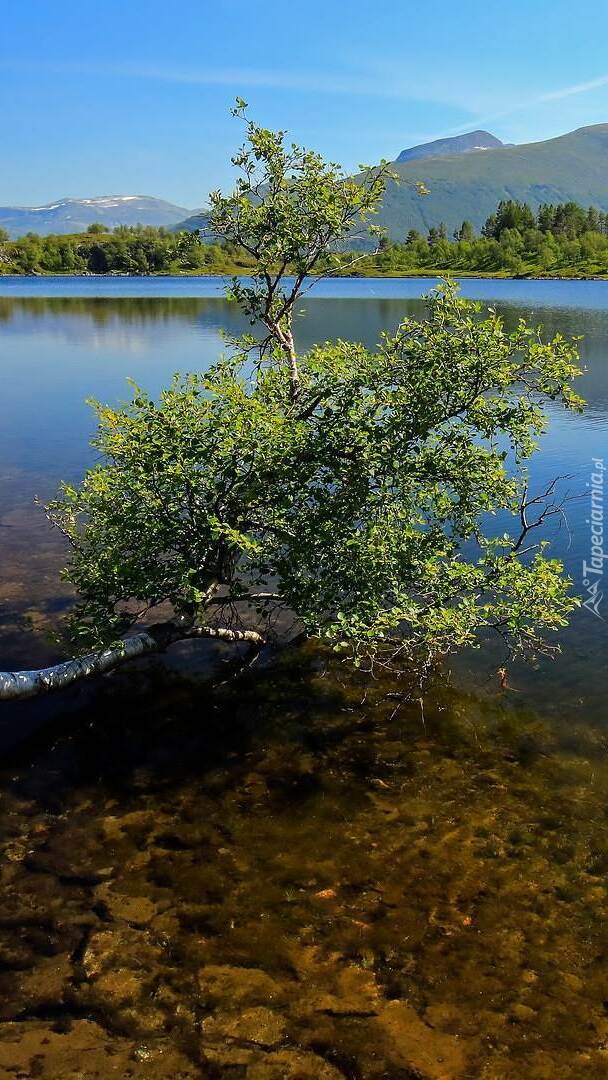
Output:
[0, 1019, 201, 1078]
[306, 965, 381, 1017]
[247, 1048, 346, 1078]
[82, 926, 164, 979]
[202, 1005, 286, 1048]
[198, 963, 285, 1008]
[4, 953, 73, 1019]
[93, 881, 158, 925]
[374, 1000, 470, 1079]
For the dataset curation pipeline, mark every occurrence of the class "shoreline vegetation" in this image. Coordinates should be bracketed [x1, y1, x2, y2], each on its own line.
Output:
[2, 269, 608, 281]
[3, 198, 608, 281]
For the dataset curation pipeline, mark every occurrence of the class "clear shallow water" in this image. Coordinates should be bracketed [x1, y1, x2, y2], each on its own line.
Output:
[0, 280, 606, 706]
[1, 277, 608, 1077]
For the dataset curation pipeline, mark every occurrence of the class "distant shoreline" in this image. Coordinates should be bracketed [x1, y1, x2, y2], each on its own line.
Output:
[2, 269, 608, 282]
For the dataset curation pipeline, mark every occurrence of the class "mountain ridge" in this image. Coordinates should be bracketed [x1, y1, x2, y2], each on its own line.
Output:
[174, 124, 608, 238]
[396, 129, 503, 163]
[0, 195, 191, 238]
[372, 123, 608, 238]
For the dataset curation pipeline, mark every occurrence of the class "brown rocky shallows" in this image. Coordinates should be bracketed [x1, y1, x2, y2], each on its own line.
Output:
[2, 657, 608, 1076]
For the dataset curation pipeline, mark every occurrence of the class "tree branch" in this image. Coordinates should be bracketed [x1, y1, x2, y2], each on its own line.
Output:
[0, 621, 267, 701]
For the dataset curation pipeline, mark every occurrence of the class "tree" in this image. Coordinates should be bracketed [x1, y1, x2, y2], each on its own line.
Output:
[455, 220, 474, 242]
[0, 105, 584, 701]
[482, 200, 535, 239]
[552, 202, 587, 239]
[537, 204, 556, 234]
[586, 207, 601, 234]
[11, 236, 42, 273]
[86, 223, 107, 235]
[207, 99, 396, 402]
[173, 229, 205, 269]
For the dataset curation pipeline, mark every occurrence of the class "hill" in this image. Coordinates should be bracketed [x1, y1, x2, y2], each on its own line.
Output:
[396, 130, 503, 163]
[0, 196, 191, 238]
[369, 124, 608, 240]
[171, 209, 209, 234]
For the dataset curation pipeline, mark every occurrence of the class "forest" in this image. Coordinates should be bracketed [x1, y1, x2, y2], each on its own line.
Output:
[2, 198, 608, 278]
[0, 224, 255, 276]
[362, 199, 608, 277]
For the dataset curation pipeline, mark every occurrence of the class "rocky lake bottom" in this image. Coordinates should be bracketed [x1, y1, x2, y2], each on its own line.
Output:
[1, 646, 608, 1078]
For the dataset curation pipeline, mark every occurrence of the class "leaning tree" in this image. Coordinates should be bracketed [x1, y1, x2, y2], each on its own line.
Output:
[0, 103, 583, 700]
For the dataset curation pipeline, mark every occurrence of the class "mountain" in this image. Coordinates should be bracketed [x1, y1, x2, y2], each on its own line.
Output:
[171, 209, 209, 234]
[396, 130, 503, 163]
[22, 123, 608, 245]
[174, 125, 608, 242]
[362, 124, 608, 240]
[0, 196, 191, 238]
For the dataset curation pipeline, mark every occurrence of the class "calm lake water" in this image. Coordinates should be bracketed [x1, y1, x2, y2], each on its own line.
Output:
[1, 276, 608, 1078]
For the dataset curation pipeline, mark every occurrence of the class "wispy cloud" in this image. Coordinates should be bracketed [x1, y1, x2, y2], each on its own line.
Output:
[0, 57, 459, 107]
[431, 72, 608, 143]
[536, 73, 608, 104]
[4, 56, 608, 154]
[442, 71, 608, 137]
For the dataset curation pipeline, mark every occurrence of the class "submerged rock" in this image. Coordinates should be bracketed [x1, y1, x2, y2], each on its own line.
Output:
[308, 965, 381, 1017]
[89, 966, 149, 1007]
[203, 1044, 262, 1069]
[82, 926, 164, 980]
[4, 953, 73, 1019]
[247, 1048, 345, 1078]
[202, 1005, 287, 1048]
[4, 646, 608, 1076]
[198, 964, 285, 1008]
[0, 1019, 201, 1078]
[100, 809, 159, 844]
[93, 882, 158, 925]
[374, 1000, 470, 1079]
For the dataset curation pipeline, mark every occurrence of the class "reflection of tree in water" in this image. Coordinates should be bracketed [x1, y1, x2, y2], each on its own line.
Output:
[1, 291, 608, 409]
[0, 296, 241, 330]
[0, 289, 607, 419]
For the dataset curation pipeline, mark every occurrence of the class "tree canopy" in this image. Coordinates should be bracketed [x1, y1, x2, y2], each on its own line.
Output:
[0, 105, 584, 700]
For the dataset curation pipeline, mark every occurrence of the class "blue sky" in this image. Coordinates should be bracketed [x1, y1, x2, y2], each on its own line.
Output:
[3, 0, 608, 208]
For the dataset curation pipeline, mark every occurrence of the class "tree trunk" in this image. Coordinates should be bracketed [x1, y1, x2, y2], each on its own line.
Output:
[264, 316, 300, 401]
[283, 330, 301, 402]
[0, 622, 266, 701]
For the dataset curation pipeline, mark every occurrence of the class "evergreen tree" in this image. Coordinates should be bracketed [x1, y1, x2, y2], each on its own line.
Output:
[483, 200, 535, 239]
[455, 221, 474, 242]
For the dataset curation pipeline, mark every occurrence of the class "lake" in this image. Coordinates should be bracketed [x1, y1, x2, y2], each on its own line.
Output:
[0, 276, 608, 1077]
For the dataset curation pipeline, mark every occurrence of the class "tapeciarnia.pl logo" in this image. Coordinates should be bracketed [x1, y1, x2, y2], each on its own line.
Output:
[582, 457, 605, 619]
